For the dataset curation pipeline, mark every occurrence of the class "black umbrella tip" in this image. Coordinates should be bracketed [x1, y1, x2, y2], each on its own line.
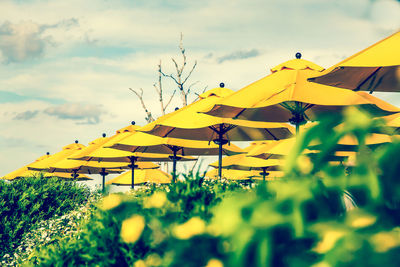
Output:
[295, 52, 302, 59]
[131, 121, 136, 125]
[102, 133, 106, 137]
[175, 107, 179, 111]
[219, 82, 225, 88]
[46, 152, 50, 155]
[75, 140, 79, 144]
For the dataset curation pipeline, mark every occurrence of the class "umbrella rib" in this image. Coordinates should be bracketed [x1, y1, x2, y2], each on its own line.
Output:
[264, 128, 279, 141]
[233, 108, 246, 119]
[355, 67, 381, 93]
[163, 127, 176, 138]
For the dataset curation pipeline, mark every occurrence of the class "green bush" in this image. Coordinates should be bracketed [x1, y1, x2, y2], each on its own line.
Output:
[26, 108, 400, 266]
[0, 176, 91, 257]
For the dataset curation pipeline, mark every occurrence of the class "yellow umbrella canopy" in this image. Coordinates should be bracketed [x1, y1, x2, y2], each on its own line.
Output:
[2, 153, 51, 180]
[68, 133, 111, 159]
[110, 131, 244, 156]
[209, 154, 283, 180]
[106, 169, 171, 186]
[247, 137, 351, 163]
[307, 133, 394, 151]
[71, 144, 195, 189]
[2, 152, 92, 181]
[139, 86, 294, 179]
[28, 141, 85, 171]
[309, 31, 400, 93]
[48, 158, 133, 191]
[205, 169, 284, 181]
[203, 56, 400, 133]
[140, 86, 294, 141]
[109, 131, 244, 182]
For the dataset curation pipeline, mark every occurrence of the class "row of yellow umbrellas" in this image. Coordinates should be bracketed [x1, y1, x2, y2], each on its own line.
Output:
[2, 31, 399, 186]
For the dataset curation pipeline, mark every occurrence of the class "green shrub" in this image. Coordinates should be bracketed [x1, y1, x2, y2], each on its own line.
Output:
[0, 176, 91, 257]
[25, 108, 400, 266]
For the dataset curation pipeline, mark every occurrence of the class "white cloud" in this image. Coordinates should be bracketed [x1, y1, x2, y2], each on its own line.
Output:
[44, 103, 108, 124]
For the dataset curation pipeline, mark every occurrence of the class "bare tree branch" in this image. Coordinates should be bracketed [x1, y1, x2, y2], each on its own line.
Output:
[129, 88, 155, 123]
[192, 85, 209, 104]
[164, 90, 176, 110]
[182, 60, 197, 85]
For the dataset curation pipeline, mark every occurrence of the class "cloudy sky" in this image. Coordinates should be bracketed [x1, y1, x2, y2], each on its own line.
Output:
[0, 0, 399, 179]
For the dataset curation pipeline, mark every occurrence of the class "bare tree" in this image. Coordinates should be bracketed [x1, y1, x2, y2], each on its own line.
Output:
[130, 34, 202, 173]
[130, 33, 199, 120]
[160, 33, 198, 107]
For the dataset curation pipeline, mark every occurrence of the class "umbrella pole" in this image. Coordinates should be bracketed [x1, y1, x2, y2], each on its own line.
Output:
[260, 167, 269, 181]
[214, 133, 228, 181]
[296, 123, 300, 135]
[168, 148, 182, 183]
[172, 150, 177, 183]
[100, 168, 107, 193]
[129, 157, 137, 190]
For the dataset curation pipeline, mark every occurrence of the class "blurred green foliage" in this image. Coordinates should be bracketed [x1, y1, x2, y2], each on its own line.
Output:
[0, 176, 91, 258]
[24, 108, 400, 266]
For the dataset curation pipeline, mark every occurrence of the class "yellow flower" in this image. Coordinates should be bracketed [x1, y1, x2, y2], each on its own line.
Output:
[173, 217, 206, 240]
[120, 215, 145, 243]
[134, 259, 147, 267]
[296, 155, 313, 174]
[205, 259, 224, 267]
[144, 192, 167, 208]
[350, 216, 376, 228]
[100, 194, 122, 210]
[370, 232, 400, 252]
[314, 230, 346, 253]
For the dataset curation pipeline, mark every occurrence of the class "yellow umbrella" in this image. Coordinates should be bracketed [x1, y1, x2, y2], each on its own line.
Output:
[48, 158, 133, 192]
[203, 56, 400, 133]
[28, 141, 85, 171]
[309, 31, 400, 93]
[2, 152, 93, 181]
[106, 169, 171, 186]
[139, 86, 294, 179]
[307, 133, 394, 151]
[209, 154, 284, 180]
[71, 144, 195, 189]
[205, 169, 284, 181]
[247, 137, 351, 163]
[109, 131, 243, 182]
[2, 152, 51, 180]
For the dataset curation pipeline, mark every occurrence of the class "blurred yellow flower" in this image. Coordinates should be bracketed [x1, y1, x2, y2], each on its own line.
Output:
[370, 232, 400, 252]
[173, 217, 205, 240]
[314, 230, 346, 253]
[144, 192, 167, 208]
[134, 259, 147, 267]
[296, 155, 313, 174]
[100, 194, 122, 210]
[145, 253, 162, 266]
[350, 216, 376, 228]
[120, 215, 145, 243]
[205, 258, 224, 267]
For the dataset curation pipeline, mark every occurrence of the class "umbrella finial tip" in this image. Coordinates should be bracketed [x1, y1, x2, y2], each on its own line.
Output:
[46, 152, 50, 155]
[131, 121, 136, 125]
[175, 107, 179, 111]
[102, 133, 106, 137]
[295, 52, 302, 59]
[75, 140, 79, 143]
[219, 82, 225, 88]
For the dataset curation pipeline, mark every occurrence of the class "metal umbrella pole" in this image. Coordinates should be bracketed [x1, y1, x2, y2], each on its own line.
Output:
[168, 148, 182, 183]
[212, 124, 229, 180]
[129, 156, 137, 189]
[99, 168, 108, 193]
[260, 167, 269, 181]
